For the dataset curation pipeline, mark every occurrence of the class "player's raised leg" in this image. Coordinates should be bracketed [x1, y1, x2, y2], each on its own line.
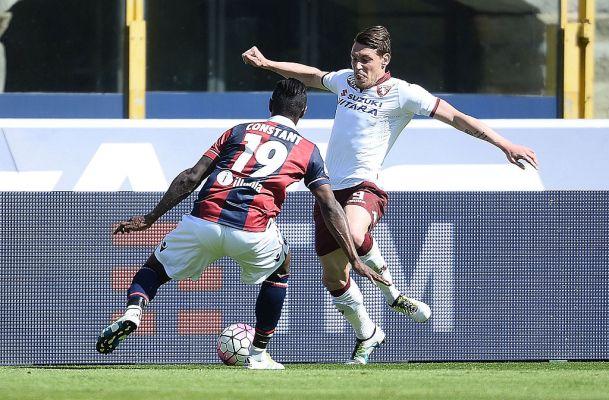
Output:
[345, 204, 431, 323]
[96, 253, 170, 354]
[362, 233, 431, 322]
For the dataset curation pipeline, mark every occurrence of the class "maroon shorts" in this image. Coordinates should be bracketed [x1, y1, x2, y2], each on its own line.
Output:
[313, 181, 388, 256]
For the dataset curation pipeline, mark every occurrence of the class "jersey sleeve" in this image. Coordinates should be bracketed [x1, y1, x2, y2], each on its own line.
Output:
[321, 69, 353, 94]
[398, 81, 440, 117]
[203, 128, 233, 161]
[304, 145, 331, 190]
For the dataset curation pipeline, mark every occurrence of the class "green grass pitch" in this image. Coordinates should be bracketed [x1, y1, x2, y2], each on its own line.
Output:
[1, 362, 608, 400]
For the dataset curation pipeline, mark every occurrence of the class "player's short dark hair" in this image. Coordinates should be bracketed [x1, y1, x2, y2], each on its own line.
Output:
[270, 78, 307, 119]
[354, 25, 391, 56]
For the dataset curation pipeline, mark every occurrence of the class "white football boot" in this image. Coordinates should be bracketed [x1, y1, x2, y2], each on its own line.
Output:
[96, 305, 141, 354]
[391, 295, 431, 323]
[346, 325, 386, 365]
[245, 351, 285, 370]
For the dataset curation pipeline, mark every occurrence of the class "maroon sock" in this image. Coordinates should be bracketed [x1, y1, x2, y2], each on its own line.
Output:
[329, 278, 351, 297]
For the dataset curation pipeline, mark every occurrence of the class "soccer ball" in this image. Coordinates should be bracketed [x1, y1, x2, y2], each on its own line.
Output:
[216, 323, 254, 366]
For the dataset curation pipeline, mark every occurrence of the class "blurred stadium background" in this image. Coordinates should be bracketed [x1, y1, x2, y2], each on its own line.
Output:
[1, 0, 608, 368]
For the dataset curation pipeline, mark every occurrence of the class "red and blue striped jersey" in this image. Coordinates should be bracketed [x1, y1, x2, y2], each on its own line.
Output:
[191, 116, 330, 232]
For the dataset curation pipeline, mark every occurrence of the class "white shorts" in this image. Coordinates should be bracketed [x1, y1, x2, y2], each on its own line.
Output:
[154, 214, 289, 285]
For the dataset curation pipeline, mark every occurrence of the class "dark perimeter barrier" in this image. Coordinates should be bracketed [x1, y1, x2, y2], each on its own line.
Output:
[0, 93, 556, 119]
[0, 191, 607, 365]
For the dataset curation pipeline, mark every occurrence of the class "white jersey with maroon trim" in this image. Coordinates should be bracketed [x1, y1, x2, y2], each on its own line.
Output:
[322, 69, 439, 190]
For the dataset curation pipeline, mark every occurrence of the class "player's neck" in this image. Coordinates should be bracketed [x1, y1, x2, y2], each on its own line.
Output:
[355, 70, 391, 90]
[374, 71, 391, 85]
[271, 113, 299, 126]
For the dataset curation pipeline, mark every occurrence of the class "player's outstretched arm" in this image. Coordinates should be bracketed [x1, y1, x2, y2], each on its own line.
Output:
[311, 184, 390, 285]
[113, 156, 213, 235]
[241, 46, 327, 90]
[432, 99, 539, 170]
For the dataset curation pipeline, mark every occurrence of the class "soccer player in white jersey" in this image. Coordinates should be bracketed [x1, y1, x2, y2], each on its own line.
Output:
[242, 26, 539, 364]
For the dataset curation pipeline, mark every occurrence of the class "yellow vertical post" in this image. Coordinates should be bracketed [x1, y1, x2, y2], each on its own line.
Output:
[561, 0, 595, 118]
[561, 0, 580, 118]
[126, 0, 146, 119]
[579, 0, 594, 118]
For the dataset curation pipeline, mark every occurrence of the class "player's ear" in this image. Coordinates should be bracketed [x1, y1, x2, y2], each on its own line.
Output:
[382, 53, 391, 69]
[300, 105, 307, 119]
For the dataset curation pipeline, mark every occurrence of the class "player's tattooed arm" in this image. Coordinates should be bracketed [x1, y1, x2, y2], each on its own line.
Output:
[432, 99, 539, 170]
[310, 184, 390, 285]
[463, 128, 491, 143]
[146, 156, 214, 223]
[114, 156, 213, 234]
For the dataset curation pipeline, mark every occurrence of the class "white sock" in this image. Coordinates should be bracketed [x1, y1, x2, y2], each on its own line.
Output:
[124, 305, 142, 326]
[249, 346, 265, 359]
[360, 238, 400, 304]
[332, 278, 375, 339]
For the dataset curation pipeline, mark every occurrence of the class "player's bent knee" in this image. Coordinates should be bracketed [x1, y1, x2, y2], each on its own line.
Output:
[144, 253, 171, 284]
[349, 230, 368, 248]
[269, 251, 291, 280]
[322, 272, 349, 292]
[320, 251, 350, 291]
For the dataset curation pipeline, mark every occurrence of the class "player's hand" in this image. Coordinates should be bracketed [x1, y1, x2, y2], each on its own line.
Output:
[113, 215, 153, 234]
[350, 259, 391, 286]
[242, 46, 269, 69]
[502, 143, 539, 170]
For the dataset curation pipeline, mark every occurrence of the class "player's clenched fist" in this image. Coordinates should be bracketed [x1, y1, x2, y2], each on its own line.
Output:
[242, 46, 269, 69]
[113, 215, 153, 234]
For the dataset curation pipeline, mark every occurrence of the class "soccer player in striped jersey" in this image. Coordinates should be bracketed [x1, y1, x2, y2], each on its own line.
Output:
[96, 79, 386, 369]
[243, 26, 539, 364]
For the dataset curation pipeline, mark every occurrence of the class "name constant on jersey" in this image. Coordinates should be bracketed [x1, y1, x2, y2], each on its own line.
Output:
[246, 122, 303, 145]
[213, 122, 305, 194]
